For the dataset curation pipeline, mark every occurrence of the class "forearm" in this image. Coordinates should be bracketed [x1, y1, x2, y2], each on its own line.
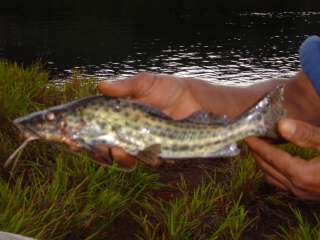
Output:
[186, 71, 320, 125]
[283, 71, 320, 126]
[186, 77, 283, 117]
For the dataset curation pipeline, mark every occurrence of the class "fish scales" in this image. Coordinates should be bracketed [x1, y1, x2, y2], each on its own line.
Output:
[11, 85, 286, 171]
[68, 99, 259, 158]
[110, 109, 218, 155]
[74, 100, 211, 156]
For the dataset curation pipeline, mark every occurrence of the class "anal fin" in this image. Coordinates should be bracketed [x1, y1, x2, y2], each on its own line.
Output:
[207, 143, 240, 158]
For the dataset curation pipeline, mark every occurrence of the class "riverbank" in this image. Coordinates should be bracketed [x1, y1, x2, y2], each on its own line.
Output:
[0, 61, 320, 239]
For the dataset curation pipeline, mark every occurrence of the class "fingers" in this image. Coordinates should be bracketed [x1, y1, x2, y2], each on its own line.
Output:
[266, 172, 320, 200]
[246, 137, 320, 200]
[265, 175, 288, 191]
[253, 153, 318, 199]
[98, 79, 136, 97]
[93, 144, 138, 170]
[67, 139, 139, 170]
[111, 146, 138, 169]
[278, 118, 320, 149]
[98, 72, 157, 98]
[68, 144, 80, 152]
[245, 137, 307, 178]
[253, 152, 291, 190]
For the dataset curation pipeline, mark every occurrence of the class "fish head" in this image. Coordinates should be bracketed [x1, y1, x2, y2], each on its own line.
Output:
[13, 108, 73, 142]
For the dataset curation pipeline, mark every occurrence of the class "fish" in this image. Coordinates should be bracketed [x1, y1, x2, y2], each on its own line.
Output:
[6, 84, 286, 171]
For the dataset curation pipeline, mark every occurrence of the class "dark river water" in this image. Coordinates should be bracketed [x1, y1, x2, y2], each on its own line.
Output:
[1, 12, 320, 85]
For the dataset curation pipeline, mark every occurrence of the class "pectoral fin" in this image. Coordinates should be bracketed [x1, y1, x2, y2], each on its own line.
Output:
[137, 144, 163, 167]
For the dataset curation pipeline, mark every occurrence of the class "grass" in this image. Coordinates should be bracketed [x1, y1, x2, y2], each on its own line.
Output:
[1, 60, 320, 239]
[133, 176, 224, 240]
[275, 207, 320, 240]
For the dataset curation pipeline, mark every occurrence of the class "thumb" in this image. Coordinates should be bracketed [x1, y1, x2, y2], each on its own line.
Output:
[278, 118, 320, 148]
[97, 73, 156, 98]
[98, 79, 136, 98]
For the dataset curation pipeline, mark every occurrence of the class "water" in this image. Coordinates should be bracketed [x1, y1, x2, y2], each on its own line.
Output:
[1, 12, 320, 86]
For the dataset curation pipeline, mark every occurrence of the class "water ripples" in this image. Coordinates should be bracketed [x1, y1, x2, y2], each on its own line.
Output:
[1, 12, 320, 86]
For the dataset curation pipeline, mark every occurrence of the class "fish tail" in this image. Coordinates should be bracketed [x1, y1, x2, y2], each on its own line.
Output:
[240, 84, 287, 138]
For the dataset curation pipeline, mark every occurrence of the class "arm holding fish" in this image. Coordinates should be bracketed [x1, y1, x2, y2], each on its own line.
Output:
[97, 36, 320, 199]
[97, 70, 319, 160]
[97, 65, 320, 199]
[246, 35, 320, 200]
[246, 74, 320, 200]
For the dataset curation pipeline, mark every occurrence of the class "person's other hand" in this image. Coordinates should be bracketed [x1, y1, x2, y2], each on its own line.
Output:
[98, 73, 203, 118]
[246, 118, 320, 200]
[95, 73, 204, 169]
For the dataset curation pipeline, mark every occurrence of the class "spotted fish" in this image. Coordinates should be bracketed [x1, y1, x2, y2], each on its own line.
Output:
[7, 84, 286, 171]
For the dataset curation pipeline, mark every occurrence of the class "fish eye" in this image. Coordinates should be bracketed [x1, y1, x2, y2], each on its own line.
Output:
[45, 112, 56, 121]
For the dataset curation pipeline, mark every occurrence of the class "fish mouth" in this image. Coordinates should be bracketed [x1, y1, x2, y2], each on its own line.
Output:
[13, 119, 40, 139]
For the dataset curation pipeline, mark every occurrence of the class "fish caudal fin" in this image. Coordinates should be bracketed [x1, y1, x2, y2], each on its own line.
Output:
[240, 84, 287, 138]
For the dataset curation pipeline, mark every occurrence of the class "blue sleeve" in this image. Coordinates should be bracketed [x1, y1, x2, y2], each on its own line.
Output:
[299, 35, 320, 96]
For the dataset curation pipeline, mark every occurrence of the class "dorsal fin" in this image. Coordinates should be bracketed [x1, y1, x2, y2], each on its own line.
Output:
[130, 101, 173, 120]
[181, 111, 233, 125]
[131, 101, 234, 125]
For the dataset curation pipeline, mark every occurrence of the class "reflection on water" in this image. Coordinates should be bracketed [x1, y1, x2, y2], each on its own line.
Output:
[1, 12, 320, 86]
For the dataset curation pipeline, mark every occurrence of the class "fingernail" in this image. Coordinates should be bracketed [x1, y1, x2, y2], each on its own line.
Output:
[244, 136, 255, 144]
[109, 80, 122, 84]
[100, 80, 118, 85]
[97, 80, 107, 86]
[280, 118, 296, 138]
[97, 80, 116, 89]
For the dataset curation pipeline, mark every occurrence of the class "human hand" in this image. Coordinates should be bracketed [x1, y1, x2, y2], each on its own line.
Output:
[98, 73, 203, 118]
[245, 118, 320, 200]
